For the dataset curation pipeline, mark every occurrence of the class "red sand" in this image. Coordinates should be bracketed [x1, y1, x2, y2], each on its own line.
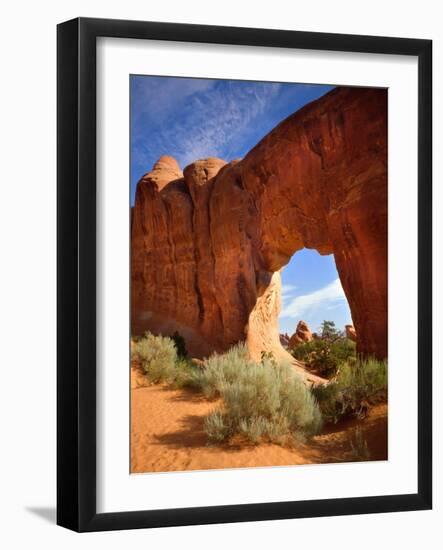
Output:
[131, 383, 387, 474]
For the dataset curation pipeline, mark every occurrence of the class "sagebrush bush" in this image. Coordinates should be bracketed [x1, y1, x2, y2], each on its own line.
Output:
[132, 332, 204, 388]
[167, 359, 202, 390]
[204, 355, 322, 445]
[313, 357, 387, 423]
[193, 344, 250, 399]
[132, 332, 177, 383]
[204, 410, 231, 442]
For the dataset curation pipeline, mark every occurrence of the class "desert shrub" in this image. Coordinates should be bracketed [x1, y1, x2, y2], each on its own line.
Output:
[204, 357, 322, 445]
[131, 332, 203, 387]
[204, 410, 231, 442]
[194, 343, 251, 399]
[291, 335, 356, 378]
[171, 331, 188, 359]
[313, 357, 387, 423]
[338, 357, 387, 395]
[167, 358, 202, 390]
[132, 332, 177, 383]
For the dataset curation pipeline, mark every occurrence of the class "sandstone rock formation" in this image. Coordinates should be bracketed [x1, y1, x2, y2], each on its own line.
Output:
[279, 333, 290, 347]
[132, 87, 387, 362]
[345, 324, 357, 342]
[289, 321, 313, 348]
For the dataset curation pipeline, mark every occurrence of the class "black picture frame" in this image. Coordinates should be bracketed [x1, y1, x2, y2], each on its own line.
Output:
[57, 17, 432, 532]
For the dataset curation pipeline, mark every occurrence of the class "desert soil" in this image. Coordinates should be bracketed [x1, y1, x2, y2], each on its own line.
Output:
[130, 383, 388, 474]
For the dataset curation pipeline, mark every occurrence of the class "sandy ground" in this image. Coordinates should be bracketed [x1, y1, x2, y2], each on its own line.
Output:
[131, 382, 388, 474]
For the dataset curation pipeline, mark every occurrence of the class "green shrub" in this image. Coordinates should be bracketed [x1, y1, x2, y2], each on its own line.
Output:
[204, 356, 322, 445]
[132, 332, 177, 383]
[313, 357, 387, 423]
[204, 410, 231, 442]
[291, 337, 356, 378]
[194, 344, 250, 399]
[171, 331, 188, 359]
[132, 332, 204, 389]
[291, 320, 356, 378]
[167, 358, 202, 390]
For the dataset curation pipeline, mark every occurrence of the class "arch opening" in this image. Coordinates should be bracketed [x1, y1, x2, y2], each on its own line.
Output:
[279, 249, 353, 342]
[245, 248, 356, 376]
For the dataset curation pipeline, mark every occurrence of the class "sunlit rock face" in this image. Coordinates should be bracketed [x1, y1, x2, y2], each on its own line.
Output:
[345, 324, 357, 342]
[131, 87, 387, 360]
[289, 321, 314, 348]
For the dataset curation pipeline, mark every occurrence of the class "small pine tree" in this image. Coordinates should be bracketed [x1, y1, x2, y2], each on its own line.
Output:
[320, 320, 341, 341]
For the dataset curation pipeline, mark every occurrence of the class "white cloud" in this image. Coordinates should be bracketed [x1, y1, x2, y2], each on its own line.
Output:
[161, 82, 281, 167]
[281, 283, 297, 309]
[280, 278, 347, 319]
[281, 283, 297, 296]
[133, 78, 281, 171]
[132, 77, 216, 125]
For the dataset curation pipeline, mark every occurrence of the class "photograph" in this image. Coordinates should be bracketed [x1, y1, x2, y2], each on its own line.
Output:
[0, 0, 436, 542]
[130, 76, 388, 473]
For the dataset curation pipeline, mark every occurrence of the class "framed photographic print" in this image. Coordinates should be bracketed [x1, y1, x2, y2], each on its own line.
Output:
[57, 17, 432, 532]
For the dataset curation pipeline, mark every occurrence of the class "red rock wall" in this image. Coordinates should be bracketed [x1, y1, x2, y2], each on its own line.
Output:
[131, 87, 387, 360]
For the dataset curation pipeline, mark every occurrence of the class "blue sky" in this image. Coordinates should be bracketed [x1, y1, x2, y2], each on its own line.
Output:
[131, 75, 352, 335]
[280, 250, 352, 335]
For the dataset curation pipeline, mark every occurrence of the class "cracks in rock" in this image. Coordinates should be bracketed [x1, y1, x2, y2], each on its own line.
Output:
[207, 179, 225, 335]
[188, 194, 205, 326]
[162, 196, 179, 315]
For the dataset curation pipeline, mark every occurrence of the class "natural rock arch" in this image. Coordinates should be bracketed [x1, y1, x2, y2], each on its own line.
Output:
[131, 87, 387, 365]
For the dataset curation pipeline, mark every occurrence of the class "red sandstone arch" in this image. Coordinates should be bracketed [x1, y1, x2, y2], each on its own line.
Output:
[131, 87, 387, 367]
